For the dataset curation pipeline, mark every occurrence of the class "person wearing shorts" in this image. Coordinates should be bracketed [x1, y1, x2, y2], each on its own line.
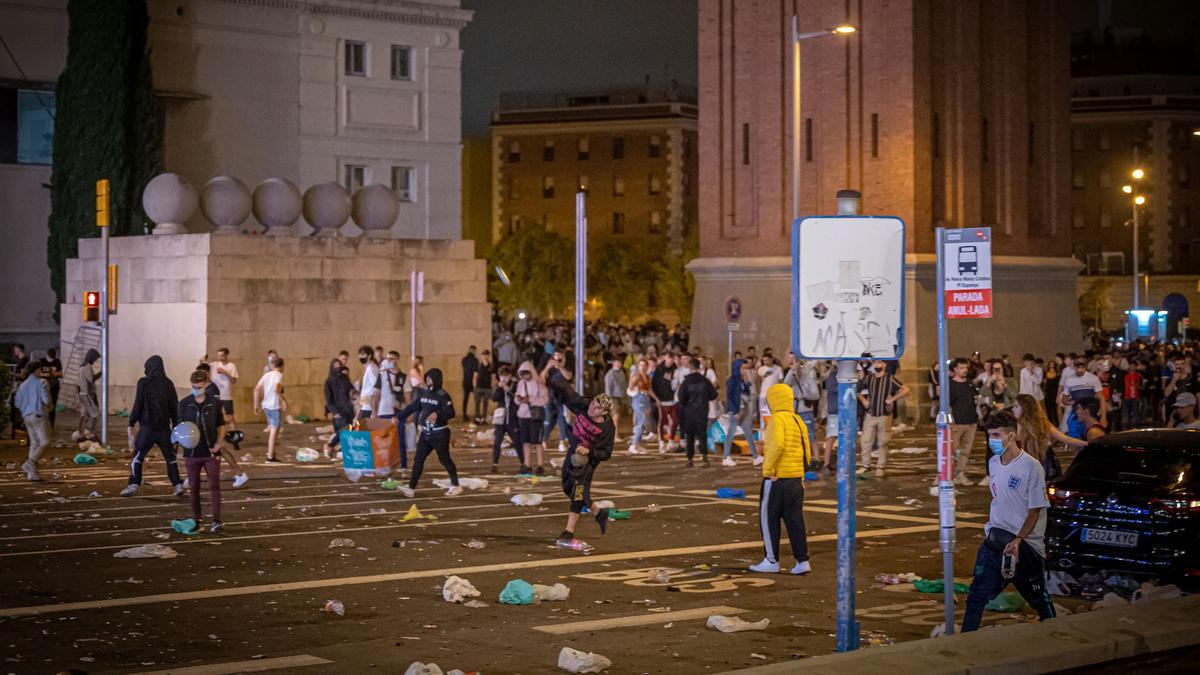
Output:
[254, 359, 286, 462]
[209, 349, 248, 487]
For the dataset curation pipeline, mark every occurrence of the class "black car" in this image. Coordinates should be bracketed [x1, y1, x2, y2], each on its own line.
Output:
[1046, 429, 1200, 580]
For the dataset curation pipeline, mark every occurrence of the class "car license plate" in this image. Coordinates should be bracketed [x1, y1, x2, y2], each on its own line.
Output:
[1081, 528, 1138, 548]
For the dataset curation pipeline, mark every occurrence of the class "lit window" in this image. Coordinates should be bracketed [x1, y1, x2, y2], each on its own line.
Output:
[543, 140, 555, 162]
[542, 176, 555, 199]
[612, 176, 625, 196]
[649, 135, 661, 158]
[16, 90, 55, 165]
[345, 41, 367, 77]
[612, 212, 625, 234]
[391, 166, 414, 202]
[577, 137, 589, 160]
[649, 211, 662, 233]
[390, 46, 412, 80]
[508, 141, 521, 163]
[344, 164, 370, 192]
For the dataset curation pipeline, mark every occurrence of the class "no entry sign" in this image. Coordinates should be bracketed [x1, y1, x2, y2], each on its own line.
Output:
[943, 228, 992, 319]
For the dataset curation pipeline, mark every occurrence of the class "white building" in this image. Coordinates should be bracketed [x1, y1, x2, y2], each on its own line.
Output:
[0, 0, 473, 349]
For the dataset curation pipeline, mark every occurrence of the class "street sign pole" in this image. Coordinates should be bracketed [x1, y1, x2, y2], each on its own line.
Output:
[575, 191, 587, 394]
[934, 226, 957, 635]
[96, 180, 110, 447]
[833, 191, 860, 652]
[411, 270, 424, 361]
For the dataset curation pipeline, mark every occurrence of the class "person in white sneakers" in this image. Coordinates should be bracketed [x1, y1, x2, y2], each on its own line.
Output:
[124, 356, 185, 497]
[722, 359, 761, 467]
[749, 383, 814, 575]
[627, 358, 653, 454]
[14, 361, 51, 481]
[253, 358, 287, 463]
[209, 348, 249, 488]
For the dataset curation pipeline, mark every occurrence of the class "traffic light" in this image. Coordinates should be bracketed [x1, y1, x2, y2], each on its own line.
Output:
[84, 290, 100, 322]
[96, 179, 110, 228]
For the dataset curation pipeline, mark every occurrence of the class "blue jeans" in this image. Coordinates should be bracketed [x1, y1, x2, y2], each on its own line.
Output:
[631, 393, 651, 446]
[961, 536, 1056, 632]
[723, 410, 757, 458]
[544, 401, 569, 442]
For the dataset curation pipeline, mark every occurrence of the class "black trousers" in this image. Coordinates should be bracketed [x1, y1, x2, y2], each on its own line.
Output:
[961, 537, 1056, 632]
[758, 477, 809, 564]
[682, 416, 708, 459]
[409, 430, 458, 488]
[129, 427, 182, 486]
[491, 423, 520, 465]
[461, 387, 473, 420]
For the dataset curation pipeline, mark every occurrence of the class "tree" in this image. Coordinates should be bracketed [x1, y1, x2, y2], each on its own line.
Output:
[489, 225, 574, 317]
[48, 0, 163, 319]
[1078, 277, 1115, 329]
[587, 239, 655, 321]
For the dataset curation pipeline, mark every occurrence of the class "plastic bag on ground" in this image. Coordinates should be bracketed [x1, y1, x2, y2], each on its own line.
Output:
[295, 447, 319, 462]
[608, 508, 631, 520]
[557, 647, 612, 673]
[321, 599, 345, 616]
[1093, 592, 1129, 610]
[985, 590, 1027, 612]
[874, 572, 918, 585]
[511, 492, 543, 507]
[328, 538, 355, 548]
[114, 544, 178, 559]
[443, 575, 482, 603]
[499, 579, 536, 605]
[73, 453, 97, 465]
[315, 425, 334, 434]
[715, 487, 746, 499]
[706, 615, 770, 633]
[1131, 582, 1182, 604]
[1047, 570, 1078, 596]
[533, 583, 570, 602]
[645, 503, 662, 513]
[912, 578, 970, 594]
[239, 453, 254, 462]
[381, 479, 402, 490]
[646, 569, 671, 584]
[593, 500, 615, 509]
[401, 504, 433, 522]
[434, 477, 488, 490]
[171, 519, 199, 536]
[404, 663, 444, 675]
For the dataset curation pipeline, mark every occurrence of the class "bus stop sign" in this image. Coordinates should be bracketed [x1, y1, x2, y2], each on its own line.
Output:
[943, 228, 992, 319]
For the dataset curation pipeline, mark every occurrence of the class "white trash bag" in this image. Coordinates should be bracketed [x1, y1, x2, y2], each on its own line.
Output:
[557, 647, 611, 673]
[533, 583, 570, 602]
[443, 575, 482, 603]
[511, 492, 543, 507]
[706, 615, 770, 633]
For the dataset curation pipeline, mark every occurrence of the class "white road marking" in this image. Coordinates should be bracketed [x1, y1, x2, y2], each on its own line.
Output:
[626, 484, 673, 491]
[0, 523, 944, 616]
[863, 504, 917, 512]
[130, 654, 332, 674]
[532, 605, 746, 634]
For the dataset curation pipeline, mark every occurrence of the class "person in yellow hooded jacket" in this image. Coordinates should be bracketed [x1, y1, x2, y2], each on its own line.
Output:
[749, 383, 813, 575]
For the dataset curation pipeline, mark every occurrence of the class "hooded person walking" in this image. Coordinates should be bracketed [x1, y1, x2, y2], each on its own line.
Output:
[548, 369, 616, 552]
[123, 355, 183, 497]
[321, 359, 355, 461]
[748, 383, 813, 575]
[677, 356, 718, 467]
[396, 368, 460, 497]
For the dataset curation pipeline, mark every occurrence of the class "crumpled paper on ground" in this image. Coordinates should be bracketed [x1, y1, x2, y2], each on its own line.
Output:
[645, 569, 671, 584]
[706, 615, 769, 633]
[443, 575, 481, 603]
[434, 477, 488, 490]
[533, 583, 570, 602]
[557, 647, 612, 673]
[114, 544, 178, 559]
[511, 492, 543, 507]
[328, 538, 355, 548]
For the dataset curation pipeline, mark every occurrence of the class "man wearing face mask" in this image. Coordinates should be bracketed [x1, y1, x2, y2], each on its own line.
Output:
[322, 359, 355, 461]
[177, 370, 227, 532]
[856, 359, 909, 478]
[395, 368, 460, 498]
[356, 345, 381, 421]
[961, 410, 1056, 632]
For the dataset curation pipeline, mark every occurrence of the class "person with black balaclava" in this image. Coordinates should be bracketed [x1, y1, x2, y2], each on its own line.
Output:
[396, 368, 460, 498]
[489, 365, 521, 473]
[322, 359, 355, 461]
[77, 348, 102, 441]
[122, 355, 183, 497]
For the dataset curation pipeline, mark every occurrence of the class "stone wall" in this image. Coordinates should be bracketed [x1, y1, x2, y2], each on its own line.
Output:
[60, 233, 489, 420]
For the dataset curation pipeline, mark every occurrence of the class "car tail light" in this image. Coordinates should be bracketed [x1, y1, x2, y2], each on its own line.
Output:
[1047, 487, 1093, 502]
[1150, 499, 1200, 515]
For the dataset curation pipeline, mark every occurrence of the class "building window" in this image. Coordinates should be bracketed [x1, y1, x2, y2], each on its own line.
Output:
[508, 141, 521, 163]
[612, 212, 625, 235]
[1071, 128, 1084, 151]
[543, 139, 555, 162]
[870, 113, 879, 158]
[805, 118, 813, 161]
[4, 89, 56, 165]
[1180, 162, 1190, 187]
[508, 214, 521, 235]
[1100, 208, 1112, 228]
[542, 176, 555, 199]
[577, 137, 589, 160]
[1099, 129, 1111, 150]
[390, 46, 412, 80]
[612, 137, 625, 159]
[345, 41, 367, 77]
[507, 176, 520, 200]
[1098, 171, 1111, 189]
[391, 166, 414, 202]
[933, 113, 941, 159]
[1072, 171, 1085, 189]
[1072, 209, 1084, 229]
[981, 118, 989, 163]
[612, 176, 625, 196]
[648, 174, 662, 195]
[649, 210, 662, 233]
[742, 123, 750, 165]
[344, 164, 370, 192]
[649, 135, 662, 158]
[577, 175, 589, 193]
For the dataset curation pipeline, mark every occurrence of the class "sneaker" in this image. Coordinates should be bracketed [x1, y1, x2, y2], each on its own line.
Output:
[398, 485, 416, 498]
[721, 457, 737, 467]
[557, 530, 575, 542]
[557, 440, 567, 454]
[517, 465, 532, 475]
[182, 478, 190, 490]
[702, 457, 711, 468]
[210, 521, 224, 533]
[120, 484, 139, 497]
[791, 560, 812, 575]
[686, 460, 694, 468]
[953, 474, 972, 487]
[266, 456, 283, 463]
[174, 483, 186, 497]
[232, 473, 250, 489]
[752, 455, 765, 466]
[535, 465, 545, 476]
[874, 468, 886, 478]
[490, 463, 498, 474]
[445, 485, 463, 497]
[658, 440, 667, 454]
[748, 558, 780, 574]
[556, 538, 594, 553]
[627, 445, 642, 455]
[644, 432, 657, 442]
[20, 460, 41, 481]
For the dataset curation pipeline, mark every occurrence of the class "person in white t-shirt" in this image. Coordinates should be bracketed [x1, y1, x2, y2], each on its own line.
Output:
[209, 348, 249, 487]
[1059, 357, 1105, 434]
[253, 359, 286, 462]
[757, 354, 785, 426]
[356, 345, 381, 421]
[1018, 353, 1044, 401]
[961, 410, 1056, 632]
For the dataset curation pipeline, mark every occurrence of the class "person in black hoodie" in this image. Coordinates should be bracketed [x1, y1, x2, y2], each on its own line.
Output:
[396, 368, 460, 498]
[489, 365, 521, 473]
[177, 370, 227, 532]
[123, 355, 182, 497]
[321, 359, 355, 461]
[677, 357, 718, 467]
[548, 369, 616, 552]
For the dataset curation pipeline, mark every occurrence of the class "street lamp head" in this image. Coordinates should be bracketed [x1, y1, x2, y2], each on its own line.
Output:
[1131, 168, 1145, 180]
[1122, 185, 1133, 194]
[1134, 195, 1147, 205]
[832, 24, 857, 34]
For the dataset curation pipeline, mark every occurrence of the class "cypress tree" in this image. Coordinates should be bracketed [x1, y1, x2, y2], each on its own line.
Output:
[48, 0, 162, 319]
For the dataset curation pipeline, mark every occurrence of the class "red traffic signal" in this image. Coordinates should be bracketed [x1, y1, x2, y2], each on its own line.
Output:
[84, 290, 100, 322]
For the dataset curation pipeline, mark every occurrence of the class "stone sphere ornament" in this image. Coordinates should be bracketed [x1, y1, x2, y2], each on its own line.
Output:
[351, 184, 399, 237]
[200, 175, 252, 234]
[302, 181, 352, 236]
[251, 178, 302, 235]
[142, 173, 198, 235]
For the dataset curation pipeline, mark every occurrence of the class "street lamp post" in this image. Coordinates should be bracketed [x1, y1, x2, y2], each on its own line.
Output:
[1123, 159, 1146, 310]
[791, 18, 855, 223]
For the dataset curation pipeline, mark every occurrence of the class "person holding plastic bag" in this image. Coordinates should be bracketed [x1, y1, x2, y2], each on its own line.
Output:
[395, 368, 460, 498]
[176, 370, 227, 532]
[548, 369, 616, 552]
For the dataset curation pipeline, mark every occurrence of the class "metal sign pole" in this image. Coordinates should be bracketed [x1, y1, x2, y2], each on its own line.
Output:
[935, 226, 957, 635]
[575, 191, 586, 394]
[834, 191, 860, 652]
[100, 224, 109, 447]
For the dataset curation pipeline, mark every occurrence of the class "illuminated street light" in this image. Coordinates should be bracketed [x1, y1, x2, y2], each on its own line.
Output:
[1131, 168, 1145, 180]
[1134, 195, 1147, 205]
[1122, 185, 1133, 194]
[832, 24, 857, 34]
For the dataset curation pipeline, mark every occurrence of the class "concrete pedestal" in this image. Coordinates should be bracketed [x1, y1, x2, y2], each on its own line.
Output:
[60, 233, 489, 419]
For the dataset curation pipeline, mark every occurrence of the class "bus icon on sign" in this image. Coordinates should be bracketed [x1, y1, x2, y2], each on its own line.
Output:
[957, 245, 978, 275]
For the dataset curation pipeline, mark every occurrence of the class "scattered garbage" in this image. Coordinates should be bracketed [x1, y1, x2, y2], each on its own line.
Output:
[328, 538, 356, 548]
[608, 508, 631, 520]
[381, 479, 402, 490]
[400, 505, 435, 522]
[369, 508, 387, 515]
[804, 471, 820, 481]
[315, 425, 334, 434]
[645, 503, 662, 514]
[403, 663, 444, 675]
[171, 519, 199, 536]
[557, 647, 612, 673]
[985, 591, 1027, 612]
[295, 447, 319, 462]
[1131, 582, 1182, 605]
[72, 453, 97, 465]
[240, 453, 254, 462]
[321, 599, 345, 616]
[443, 576, 481, 603]
[912, 578, 970, 594]
[511, 492, 544, 507]
[114, 544, 178, 559]
[751, 654, 768, 660]
[114, 577, 144, 584]
[464, 599, 489, 608]
[874, 572, 918, 585]
[863, 630, 894, 646]
[707, 615, 770, 633]
[1047, 570, 1078, 596]
[716, 488, 746, 499]
[593, 499, 616, 509]
[499, 579, 536, 605]
[462, 540, 487, 549]
[434, 477, 488, 490]
[1093, 592, 1129, 610]
[903, 498, 921, 506]
[285, 415, 305, 425]
[646, 569, 671, 584]
[533, 583, 571, 602]
[930, 623, 946, 638]
[897, 447, 928, 454]
[151, 531, 170, 540]
[87, 491, 101, 498]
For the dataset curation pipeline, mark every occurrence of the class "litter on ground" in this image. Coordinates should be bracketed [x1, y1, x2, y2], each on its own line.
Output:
[557, 647, 612, 673]
[114, 544, 178, 559]
[511, 492, 543, 507]
[328, 538, 355, 548]
[321, 599, 345, 616]
[443, 575, 481, 603]
[499, 579, 536, 605]
[533, 583, 571, 602]
[707, 615, 770, 633]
